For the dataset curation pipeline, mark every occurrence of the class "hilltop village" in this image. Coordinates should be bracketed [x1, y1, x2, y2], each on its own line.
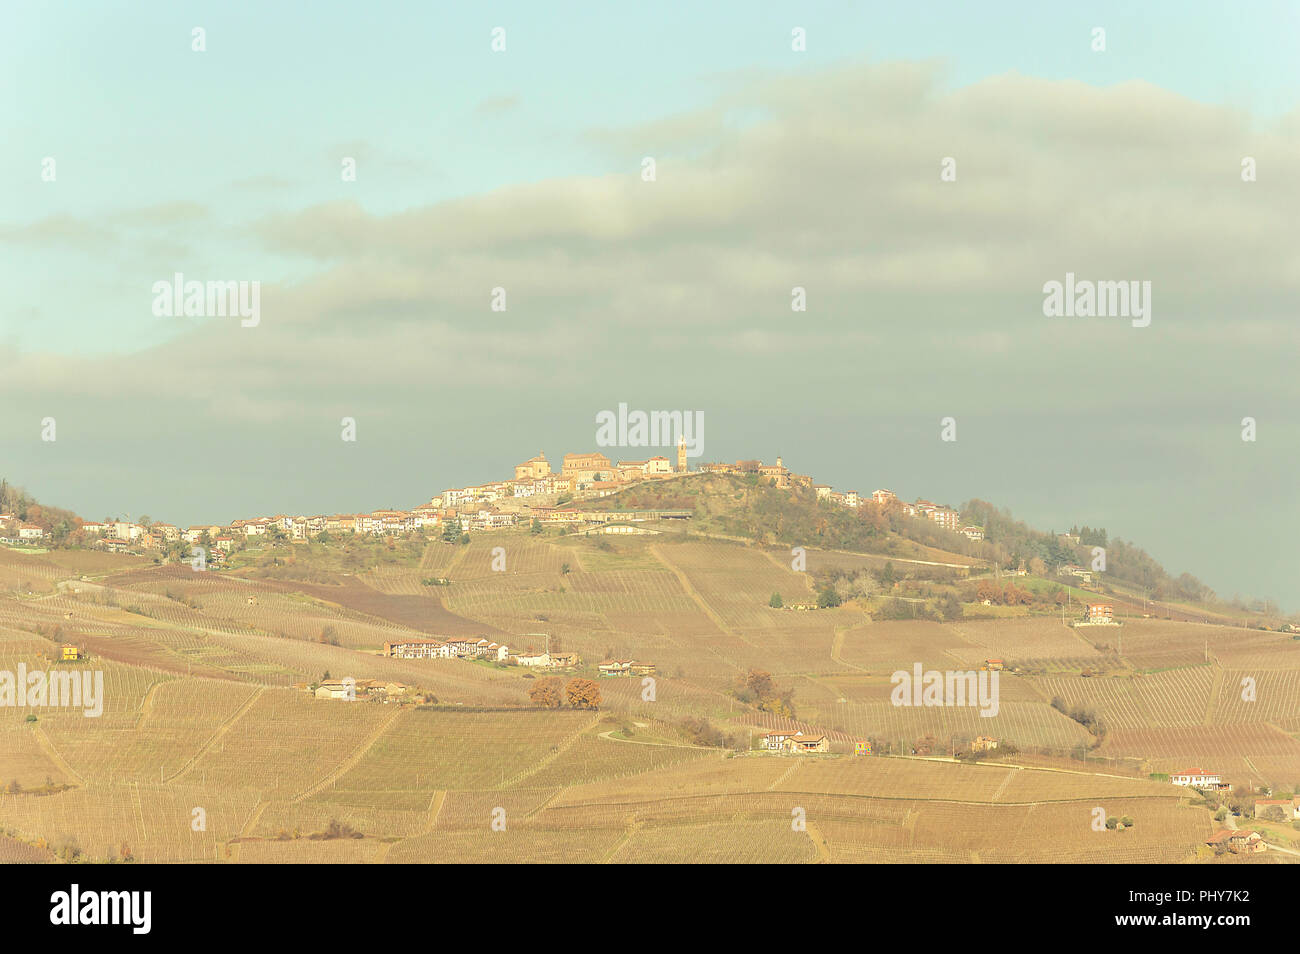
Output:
[1, 439, 983, 556]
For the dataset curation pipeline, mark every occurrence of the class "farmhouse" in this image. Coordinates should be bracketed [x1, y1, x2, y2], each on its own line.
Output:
[512, 651, 551, 668]
[1170, 768, 1221, 788]
[18, 524, 47, 541]
[785, 732, 829, 753]
[61, 645, 82, 661]
[598, 660, 633, 677]
[971, 735, 999, 752]
[1206, 830, 1266, 854]
[1254, 797, 1300, 820]
[983, 659, 1004, 672]
[315, 681, 354, 700]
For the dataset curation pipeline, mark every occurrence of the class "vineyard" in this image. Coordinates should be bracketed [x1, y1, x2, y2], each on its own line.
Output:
[0, 527, 1292, 863]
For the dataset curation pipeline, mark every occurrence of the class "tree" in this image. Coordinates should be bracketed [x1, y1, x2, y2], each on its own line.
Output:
[769, 592, 783, 608]
[746, 669, 775, 701]
[817, 585, 841, 608]
[565, 678, 602, 710]
[441, 518, 462, 542]
[528, 677, 564, 708]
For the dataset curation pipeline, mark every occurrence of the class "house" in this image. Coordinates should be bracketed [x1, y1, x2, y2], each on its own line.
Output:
[384, 639, 447, 660]
[630, 662, 656, 677]
[984, 659, 1004, 672]
[598, 660, 633, 677]
[761, 730, 799, 751]
[513, 651, 551, 668]
[211, 535, 235, 553]
[784, 733, 829, 753]
[854, 741, 871, 756]
[971, 735, 999, 752]
[961, 526, 984, 541]
[871, 489, 897, 505]
[1254, 797, 1300, 821]
[61, 645, 82, 661]
[314, 681, 355, 700]
[445, 638, 486, 659]
[1170, 768, 1221, 788]
[1085, 603, 1114, 624]
[1206, 830, 1266, 854]
[549, 652, 580, 668]
[18, 524, 46, 541]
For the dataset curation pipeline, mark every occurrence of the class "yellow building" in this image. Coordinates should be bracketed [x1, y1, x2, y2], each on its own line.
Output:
[514, 452, 551, 481]
[61, 645, 82, 661]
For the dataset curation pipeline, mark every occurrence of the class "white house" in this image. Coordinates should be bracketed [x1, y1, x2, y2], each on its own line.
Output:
[1170, 768, 1221, 788]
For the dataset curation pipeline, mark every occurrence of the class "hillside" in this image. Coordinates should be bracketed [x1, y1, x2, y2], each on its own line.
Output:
[0, 502, 1297, 863]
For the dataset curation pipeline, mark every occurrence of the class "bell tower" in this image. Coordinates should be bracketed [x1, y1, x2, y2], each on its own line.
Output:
[677, 434, 688, 473]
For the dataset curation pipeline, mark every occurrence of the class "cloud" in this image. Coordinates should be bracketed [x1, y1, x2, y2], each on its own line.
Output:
[4, 59, 1299, 605]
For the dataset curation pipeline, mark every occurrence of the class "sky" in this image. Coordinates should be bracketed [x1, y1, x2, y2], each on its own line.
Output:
[2, 1, 1298, 607]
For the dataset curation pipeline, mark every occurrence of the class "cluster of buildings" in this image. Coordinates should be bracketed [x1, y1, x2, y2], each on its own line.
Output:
[382, 637, 659, 678]
[0, 514, 49, 544]
[596, 659, 656, 677]
[382, 636, 582, 670]
[1205, 829, 1266, 853]
[15, 445, 987, 557]
[868, 490, 982, 539]
[300, 679, 411, 701]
